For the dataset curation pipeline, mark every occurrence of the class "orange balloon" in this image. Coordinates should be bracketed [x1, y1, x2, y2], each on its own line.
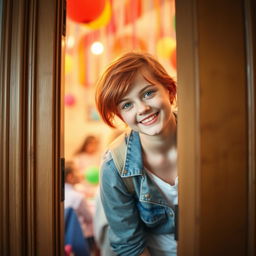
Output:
[77, 35, 91, 86]
[65, 54, 73, 74]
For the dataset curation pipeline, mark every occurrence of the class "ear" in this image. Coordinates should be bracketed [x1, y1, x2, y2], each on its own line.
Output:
[169, 91, 176, 104]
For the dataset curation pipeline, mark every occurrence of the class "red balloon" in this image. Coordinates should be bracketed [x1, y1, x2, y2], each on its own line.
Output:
[67, 0, 106, 23]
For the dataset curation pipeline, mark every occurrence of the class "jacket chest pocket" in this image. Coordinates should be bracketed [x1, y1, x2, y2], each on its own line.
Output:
[136, 201, 167, 228]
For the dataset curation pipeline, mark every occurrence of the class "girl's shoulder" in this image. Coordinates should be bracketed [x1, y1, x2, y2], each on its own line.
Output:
[108, 129, 131, 148]
[101, 130, 129, 164]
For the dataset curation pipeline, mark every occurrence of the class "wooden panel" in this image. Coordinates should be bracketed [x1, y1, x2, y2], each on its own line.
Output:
[0, 0, 64, 255]
[176, 0, 200, 255]
[0, 1, 25, 254]
[245, 0, 256, 254]
[36, 0, 64, 254]
[176, 0, 255, 255]
[198, 1, 247, 255]
[0, 0, 9, 252]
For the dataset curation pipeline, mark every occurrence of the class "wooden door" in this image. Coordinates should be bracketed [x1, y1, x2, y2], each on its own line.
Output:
[176, 0, 256, 255]
[0, 0, 65, 255]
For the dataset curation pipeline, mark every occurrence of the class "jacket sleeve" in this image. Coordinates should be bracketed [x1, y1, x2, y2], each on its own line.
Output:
[100, 153, 146, 256]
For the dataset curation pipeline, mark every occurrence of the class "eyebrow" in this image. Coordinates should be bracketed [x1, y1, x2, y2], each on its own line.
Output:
[118, 84, 155, 105]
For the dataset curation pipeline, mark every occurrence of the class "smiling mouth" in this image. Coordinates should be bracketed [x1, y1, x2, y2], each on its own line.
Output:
[139, 112, 159, 125]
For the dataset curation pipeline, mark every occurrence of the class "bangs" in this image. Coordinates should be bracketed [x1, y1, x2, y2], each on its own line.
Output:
[96, 70, 138, 127]
[141, 66, 176, 96]
[112, 72, 137, 107]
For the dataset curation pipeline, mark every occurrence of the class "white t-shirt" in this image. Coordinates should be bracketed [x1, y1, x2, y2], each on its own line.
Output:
[146, 171, 178, 256]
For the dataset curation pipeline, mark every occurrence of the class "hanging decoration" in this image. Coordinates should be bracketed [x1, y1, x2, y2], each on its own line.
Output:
[77, 35, 88, 86]
[124, 0, 142, 25]
[65, 54, 73, 74]
[78, 30, 99, 87]
[84, 0, 112, 30]
[154, 0, 164, 39]
[106, 0, 116, 35]
[154, 0, 177, 69]
[67, 0, 106, 23]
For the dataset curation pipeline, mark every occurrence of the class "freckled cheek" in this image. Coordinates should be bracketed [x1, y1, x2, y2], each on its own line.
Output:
[153, 99, 168, 110]
[157, 100, 172, 117]
[152, 95, 168, 105]
[121, 112, 137, 125]
[162, 106, 172, 120]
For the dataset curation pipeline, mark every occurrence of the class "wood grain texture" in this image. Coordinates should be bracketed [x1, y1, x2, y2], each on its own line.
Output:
[0, 0, 64, 255]
[176, 0, 255, 255]
[245, 0, 256, 254]
[176, 0, 201, 254]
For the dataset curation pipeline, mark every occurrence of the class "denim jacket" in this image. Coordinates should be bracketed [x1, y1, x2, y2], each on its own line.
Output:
[100, 130, 176, 256]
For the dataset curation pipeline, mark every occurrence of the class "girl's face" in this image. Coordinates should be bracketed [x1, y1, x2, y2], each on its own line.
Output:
[118, 70, 173, 136]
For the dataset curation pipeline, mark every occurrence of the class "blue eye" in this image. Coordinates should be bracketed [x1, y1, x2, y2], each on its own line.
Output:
[122, 102, 132, 110]
[144, 90, 155, 98]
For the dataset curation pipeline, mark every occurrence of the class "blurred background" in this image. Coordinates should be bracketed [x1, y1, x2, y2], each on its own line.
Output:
[64, 1, 176, 254]
[64, 0, 176, 161]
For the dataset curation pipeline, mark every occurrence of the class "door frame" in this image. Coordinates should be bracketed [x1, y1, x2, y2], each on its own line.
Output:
[0, 0, 64, 255]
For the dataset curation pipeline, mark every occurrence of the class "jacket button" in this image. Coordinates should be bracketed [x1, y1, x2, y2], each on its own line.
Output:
[144, 193, 151, 199]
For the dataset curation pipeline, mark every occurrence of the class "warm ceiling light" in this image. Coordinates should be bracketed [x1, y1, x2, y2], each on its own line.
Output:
[91, 41, 104, 55]
[67, 36, 75, 48]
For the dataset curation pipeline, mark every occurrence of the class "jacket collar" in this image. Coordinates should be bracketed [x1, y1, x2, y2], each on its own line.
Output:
[121, 130, 144, 177]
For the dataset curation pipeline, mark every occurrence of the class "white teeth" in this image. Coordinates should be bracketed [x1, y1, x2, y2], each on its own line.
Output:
[140, 113, 157, 124]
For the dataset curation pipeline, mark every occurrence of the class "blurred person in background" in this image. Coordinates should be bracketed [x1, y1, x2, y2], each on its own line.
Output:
[73, 135, 101, 173]
[65, 161, 96, 254]
[73, 135, 101, 200]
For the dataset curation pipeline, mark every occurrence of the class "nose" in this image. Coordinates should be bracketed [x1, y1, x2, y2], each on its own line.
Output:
[137, 101, 150, 115]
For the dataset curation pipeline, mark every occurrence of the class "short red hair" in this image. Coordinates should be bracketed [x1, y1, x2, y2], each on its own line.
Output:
[95, 52, 177, 128]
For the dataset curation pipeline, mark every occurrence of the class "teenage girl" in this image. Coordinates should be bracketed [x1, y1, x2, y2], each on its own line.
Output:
[95, 52, 178, 256]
